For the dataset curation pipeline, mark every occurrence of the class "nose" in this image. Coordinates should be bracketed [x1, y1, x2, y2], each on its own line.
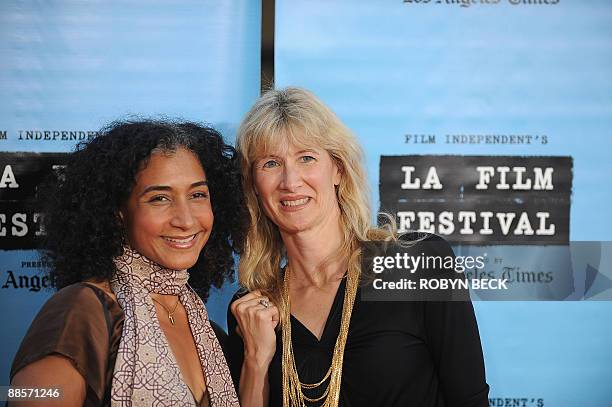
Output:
[170, 199, 195, 229]
[280, 162, 303, 191]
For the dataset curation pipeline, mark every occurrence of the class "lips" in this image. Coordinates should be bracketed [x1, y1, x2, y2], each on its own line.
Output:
[281, 197, 310, 207]
[162, 233, 199, 248]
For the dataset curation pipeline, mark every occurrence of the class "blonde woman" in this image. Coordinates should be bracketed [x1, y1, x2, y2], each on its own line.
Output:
[228, 87, 489, 407]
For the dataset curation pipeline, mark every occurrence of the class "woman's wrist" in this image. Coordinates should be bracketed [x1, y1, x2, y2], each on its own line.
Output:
[239, 357, 270, 407]
[243, 353, 272, 373]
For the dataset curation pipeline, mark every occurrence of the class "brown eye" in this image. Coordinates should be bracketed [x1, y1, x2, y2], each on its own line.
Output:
[148, 195, 170, 203]
[192, 192, 209, 199]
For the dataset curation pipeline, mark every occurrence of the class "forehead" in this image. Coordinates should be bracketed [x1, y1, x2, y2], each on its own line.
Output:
[252, 126, 323, 159]
[137, 148, 205, 182]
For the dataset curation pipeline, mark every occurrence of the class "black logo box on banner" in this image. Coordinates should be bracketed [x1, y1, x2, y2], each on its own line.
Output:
[0, 152, 69, 249]
[379, 155, 572, 245]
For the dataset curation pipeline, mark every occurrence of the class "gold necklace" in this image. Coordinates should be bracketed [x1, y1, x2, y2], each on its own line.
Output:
[151, 296, 180, 326]
[282, 266, 359, 407]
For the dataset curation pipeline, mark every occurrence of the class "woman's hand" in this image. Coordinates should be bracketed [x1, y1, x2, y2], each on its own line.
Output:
[231, 290, 279, 407]
[230, 290, 279, 369]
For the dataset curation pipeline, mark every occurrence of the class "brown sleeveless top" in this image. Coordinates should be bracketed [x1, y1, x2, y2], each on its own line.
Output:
[11, 283, 224, 406]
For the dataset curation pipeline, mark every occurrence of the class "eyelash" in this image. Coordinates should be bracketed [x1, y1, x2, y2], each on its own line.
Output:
[148, 195, 169, 203]
[192, 191, 209, 199]
[261, 155, 316, 168]
[263, 160, 279, 169]
[147, 192, 208, 203]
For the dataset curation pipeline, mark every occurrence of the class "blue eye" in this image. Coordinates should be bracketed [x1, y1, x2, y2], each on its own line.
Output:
[301, 155, 316, 163]
[263, 160, 280, 169]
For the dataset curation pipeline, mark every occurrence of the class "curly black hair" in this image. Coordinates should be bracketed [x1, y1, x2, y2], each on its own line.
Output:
[40, 119, 246, 300]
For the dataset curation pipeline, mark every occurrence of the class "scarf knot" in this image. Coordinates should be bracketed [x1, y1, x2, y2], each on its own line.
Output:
[113, 247, 189, 295]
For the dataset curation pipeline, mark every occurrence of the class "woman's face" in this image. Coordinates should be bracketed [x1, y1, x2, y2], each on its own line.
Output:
[120, 147, 213, 270]
[252, 137, 341, 235]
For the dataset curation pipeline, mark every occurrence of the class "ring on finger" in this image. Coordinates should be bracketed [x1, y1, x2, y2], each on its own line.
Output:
[259, 298, 271, 308]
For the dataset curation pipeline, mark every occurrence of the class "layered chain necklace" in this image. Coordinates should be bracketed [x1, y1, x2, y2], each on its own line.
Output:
[281, 265, 359, 407]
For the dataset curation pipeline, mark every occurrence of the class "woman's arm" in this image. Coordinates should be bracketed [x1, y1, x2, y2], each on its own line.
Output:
[228, 290, 279, 407]
[10, 355, 86, 406]
[238, 356, 271, 407]
[424, 300, 489, 407]
[418, 234, 489, 406]
[10, 283, 116, 407]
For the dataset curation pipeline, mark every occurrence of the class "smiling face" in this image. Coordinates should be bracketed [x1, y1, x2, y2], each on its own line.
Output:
[252, 137, 342, 236]
[120, 147, 213, 270]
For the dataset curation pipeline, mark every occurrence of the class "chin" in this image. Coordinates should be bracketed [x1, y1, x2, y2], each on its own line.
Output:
[278, 221, 313, 235]
[153, 240, 207, 268]
[156, 253, 200, 270]
[162, 260, 198, 270]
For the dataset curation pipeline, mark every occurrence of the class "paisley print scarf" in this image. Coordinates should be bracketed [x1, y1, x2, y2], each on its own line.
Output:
[110, 247, 239, 406]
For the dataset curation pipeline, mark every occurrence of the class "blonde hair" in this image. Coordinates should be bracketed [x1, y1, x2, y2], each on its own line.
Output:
[236, 87, 393, 304]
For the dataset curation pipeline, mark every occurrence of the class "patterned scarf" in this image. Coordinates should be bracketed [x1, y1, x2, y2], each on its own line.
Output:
[110, 247, 239, 406]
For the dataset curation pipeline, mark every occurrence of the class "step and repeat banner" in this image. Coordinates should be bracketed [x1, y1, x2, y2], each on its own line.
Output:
[276, 0, 611, 406]
[0, 0, 261, 383]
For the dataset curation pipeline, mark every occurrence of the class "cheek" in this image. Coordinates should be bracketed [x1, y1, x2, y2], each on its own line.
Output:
[126, 209, 165, 247]
[254, 176, 277, 204]
[255, 189, 279, 221]
[196, 206, 214, 228]
[136, 211, 164, 232]
[309, 171, 336, 197]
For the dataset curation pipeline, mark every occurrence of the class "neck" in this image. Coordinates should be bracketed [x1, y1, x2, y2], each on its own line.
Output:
[281, 211, 346, 288]
[150, 292, 179, 307]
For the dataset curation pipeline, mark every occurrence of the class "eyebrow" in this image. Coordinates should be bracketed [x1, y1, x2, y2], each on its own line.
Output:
[257, 149, 318, 160]
[140, 180, 208, 196]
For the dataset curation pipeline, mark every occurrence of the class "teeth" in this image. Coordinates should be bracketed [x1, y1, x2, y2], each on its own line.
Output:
[164, 235, 196, 243]
[281, 198, 309, 207]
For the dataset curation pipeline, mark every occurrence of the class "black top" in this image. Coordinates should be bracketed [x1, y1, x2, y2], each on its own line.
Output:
[227, 236, 489, 407]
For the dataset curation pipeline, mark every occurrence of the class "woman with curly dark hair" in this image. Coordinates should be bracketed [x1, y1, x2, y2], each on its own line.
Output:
[10, 120, 244, 407]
